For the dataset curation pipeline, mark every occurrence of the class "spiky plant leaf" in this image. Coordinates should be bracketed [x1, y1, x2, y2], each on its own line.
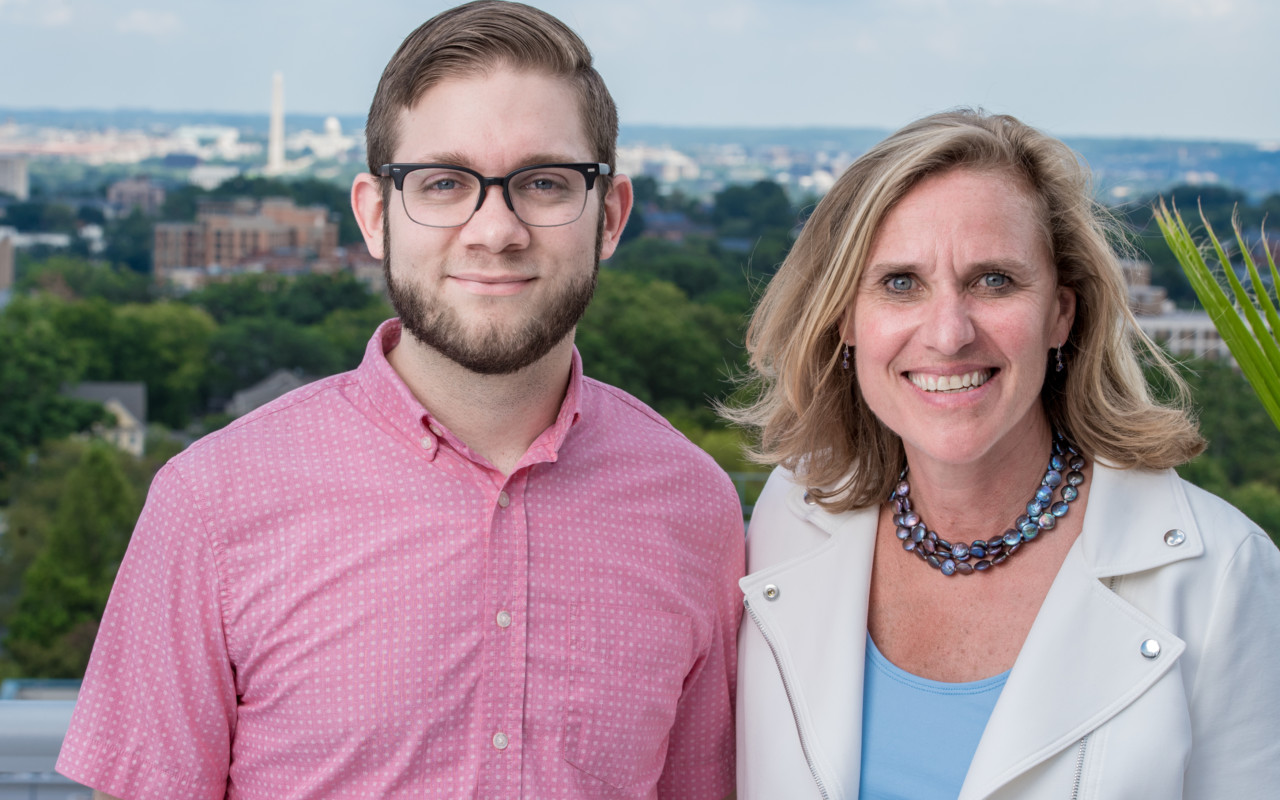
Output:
[1153, 202, 1280, 431]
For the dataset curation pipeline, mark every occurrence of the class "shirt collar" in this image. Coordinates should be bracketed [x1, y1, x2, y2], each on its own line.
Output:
[355, 318, 584, 467]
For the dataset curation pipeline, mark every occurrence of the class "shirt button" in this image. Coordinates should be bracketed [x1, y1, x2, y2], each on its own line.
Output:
[492, 732, 509, 750]
[429, 424, 443, 436]
[497, 491, 510, 508]
[496, 610, 512, 628]
[1140, 639, 1161, 659]
[419, 436, 434, 450]
[1163, 529, 1186, 547]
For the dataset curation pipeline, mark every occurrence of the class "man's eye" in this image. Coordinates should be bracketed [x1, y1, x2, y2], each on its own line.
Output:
[888, 275, 914, 292]
[982, 273, 1010, 288]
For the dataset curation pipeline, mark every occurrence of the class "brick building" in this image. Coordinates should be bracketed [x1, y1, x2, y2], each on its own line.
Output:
[107, 176, 167, 216]
[153, 197, 338, 284]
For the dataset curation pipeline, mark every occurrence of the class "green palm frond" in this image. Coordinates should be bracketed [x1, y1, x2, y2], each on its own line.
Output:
[1153, 202, 1280, 431]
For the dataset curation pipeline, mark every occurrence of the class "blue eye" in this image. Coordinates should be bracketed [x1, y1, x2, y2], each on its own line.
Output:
[982, 273, 1009, 288]
[888, 275, 914, 292]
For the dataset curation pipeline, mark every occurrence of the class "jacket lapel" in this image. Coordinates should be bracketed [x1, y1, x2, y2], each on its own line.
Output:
[960, 466, 1203, 798]
[740, 484, 878, 800]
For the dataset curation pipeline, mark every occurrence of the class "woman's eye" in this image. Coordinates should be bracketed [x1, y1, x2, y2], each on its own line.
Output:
[888, 275, 914, 292]
[981, 273, 1009, 288]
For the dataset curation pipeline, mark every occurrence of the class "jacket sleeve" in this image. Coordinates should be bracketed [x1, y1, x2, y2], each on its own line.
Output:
[1183, 530, 1280, 795]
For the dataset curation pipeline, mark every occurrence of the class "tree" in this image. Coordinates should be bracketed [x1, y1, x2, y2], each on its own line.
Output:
[206, 317, 342, 404]
[112, 302, 218, 427]
[184, 273, 284, 324]
[0, 299, 108, 477]
[3, 442, 140, 677]
[577, 271, 743, 420]
[102, 207, 156, 274]
[314, 303, 396, 371]
[17, 255, 152, 303]
[712, 180, 797, 237]
[276, 272, 382, 326]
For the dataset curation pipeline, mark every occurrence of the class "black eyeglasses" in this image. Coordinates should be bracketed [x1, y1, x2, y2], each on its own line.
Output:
[378, 162, 611, 228]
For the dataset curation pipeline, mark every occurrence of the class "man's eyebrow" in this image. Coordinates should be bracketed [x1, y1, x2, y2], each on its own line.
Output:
[397, 152, 589, 170]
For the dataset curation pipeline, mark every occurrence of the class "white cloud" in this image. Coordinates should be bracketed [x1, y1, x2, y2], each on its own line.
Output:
[0, 0, 74, 26]
[116, 8, 181, 36]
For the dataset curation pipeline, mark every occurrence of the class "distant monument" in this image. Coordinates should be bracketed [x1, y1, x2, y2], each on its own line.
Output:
[266, 71, 285, 175]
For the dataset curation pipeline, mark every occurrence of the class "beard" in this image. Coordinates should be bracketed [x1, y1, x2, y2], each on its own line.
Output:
[383, 217, 603, 376]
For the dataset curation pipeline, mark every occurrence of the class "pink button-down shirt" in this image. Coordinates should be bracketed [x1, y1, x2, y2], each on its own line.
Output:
[57, 320, 745, 799]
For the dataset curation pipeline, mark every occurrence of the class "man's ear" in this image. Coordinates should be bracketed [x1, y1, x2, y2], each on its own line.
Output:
[597, 174, 634, 262]
[351, 173, 386, 259]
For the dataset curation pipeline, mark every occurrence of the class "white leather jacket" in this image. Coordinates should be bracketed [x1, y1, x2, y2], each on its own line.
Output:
[737, 464, 1280, 799]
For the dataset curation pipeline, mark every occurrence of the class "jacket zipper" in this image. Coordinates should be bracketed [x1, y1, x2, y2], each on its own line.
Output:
[1069, 733, 1089, 799]
[744, 597, 831, 800]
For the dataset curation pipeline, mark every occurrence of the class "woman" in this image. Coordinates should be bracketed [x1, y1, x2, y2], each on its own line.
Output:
[729, 110, 1280, 799]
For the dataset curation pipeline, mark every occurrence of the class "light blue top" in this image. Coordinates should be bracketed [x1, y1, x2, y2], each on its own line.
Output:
[859, 634, 1009, 799]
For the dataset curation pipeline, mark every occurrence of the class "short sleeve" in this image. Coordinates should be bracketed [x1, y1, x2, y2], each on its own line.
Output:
[656, 489, 745, 799]
[56, 462, 236, 800]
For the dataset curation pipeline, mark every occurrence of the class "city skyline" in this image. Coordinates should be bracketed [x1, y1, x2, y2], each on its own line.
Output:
[0, 0, 1276, 143]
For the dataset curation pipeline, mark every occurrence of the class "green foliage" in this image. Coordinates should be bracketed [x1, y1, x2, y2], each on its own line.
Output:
[16, 255, 153, 303]
[712, 180, 797, 235]
[1, 201, 79, 234]
[607, 237, 742, 303]
[1115, 186, 1280, 308]
[113, 303, 218, 427]
[1176, 359, 1280, 488]
[1154, 204, 1280, 431]
[3, 442, 140, 677]
[0, 299, 109, 477]
[577, 272, 743, 419]
[315, 303, 395, 371]
[205, 317, 342, 403]
[1174, 358, 1280, 546]
[1222, 483, 1280, 548]
[184, 272, 381, 326]
[102, 207, 156, 274]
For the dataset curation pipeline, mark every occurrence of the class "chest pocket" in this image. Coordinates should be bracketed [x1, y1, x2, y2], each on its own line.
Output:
[563, 603, 694, 791]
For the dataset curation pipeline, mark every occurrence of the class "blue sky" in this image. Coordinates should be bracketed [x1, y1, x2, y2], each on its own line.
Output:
[1, 0, 1275, 141]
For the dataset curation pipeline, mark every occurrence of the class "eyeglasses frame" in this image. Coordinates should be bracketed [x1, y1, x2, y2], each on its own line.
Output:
[377, 162, 612, 228]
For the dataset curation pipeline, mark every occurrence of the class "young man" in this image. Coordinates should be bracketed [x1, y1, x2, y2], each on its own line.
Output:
[56, 3, 744, 797]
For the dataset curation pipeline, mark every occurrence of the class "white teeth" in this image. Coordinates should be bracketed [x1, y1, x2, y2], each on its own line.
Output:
[909, 370, 991, 393]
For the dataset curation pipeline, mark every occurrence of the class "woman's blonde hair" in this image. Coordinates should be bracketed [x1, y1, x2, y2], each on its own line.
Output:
[725, 109, 1204, 511]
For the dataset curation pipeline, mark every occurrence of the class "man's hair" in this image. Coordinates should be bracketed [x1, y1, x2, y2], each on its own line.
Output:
[365, 0, 618, 175]
[724, 108, 1205, 511]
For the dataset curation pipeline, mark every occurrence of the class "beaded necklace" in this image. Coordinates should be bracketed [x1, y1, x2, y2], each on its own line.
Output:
[891, 433, 1087, 576]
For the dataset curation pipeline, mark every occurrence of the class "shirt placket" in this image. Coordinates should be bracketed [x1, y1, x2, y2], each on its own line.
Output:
[477, 469, 531, 798]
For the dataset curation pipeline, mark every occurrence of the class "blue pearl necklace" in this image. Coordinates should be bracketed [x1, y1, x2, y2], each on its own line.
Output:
[891, 433, 1087, 576]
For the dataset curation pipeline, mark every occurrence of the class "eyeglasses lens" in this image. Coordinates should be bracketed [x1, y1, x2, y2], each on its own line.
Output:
[399, 166, 590, 228]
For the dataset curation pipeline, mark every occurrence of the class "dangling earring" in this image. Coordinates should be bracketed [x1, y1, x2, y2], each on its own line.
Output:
[841, 343, 851, 371]
[1055, 345, 1065, 373]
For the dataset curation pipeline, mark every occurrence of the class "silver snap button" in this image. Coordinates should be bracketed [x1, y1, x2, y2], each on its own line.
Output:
[497, 491, 510, 508]
[492, 731, 509, 750]
[763, 584, 780, 601]
[1163, 529, 1186, 547]
[1140, 639, 1161, 659]
[803, 491, 817, 505]
[496, 610, 512, 628]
